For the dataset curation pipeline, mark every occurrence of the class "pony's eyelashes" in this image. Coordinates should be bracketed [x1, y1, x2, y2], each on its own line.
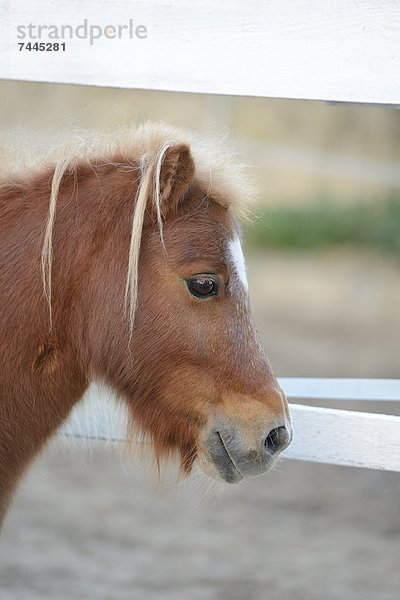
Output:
[185, 274, 219, 300]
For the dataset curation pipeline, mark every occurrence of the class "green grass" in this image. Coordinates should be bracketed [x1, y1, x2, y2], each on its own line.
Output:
[245, 195, 400, 255]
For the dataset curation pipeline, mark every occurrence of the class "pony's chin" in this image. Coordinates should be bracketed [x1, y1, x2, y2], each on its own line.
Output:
[196, 451, 243, 485]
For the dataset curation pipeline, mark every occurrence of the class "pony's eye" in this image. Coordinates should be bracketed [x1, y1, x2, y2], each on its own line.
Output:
[186, 275, 218, 299]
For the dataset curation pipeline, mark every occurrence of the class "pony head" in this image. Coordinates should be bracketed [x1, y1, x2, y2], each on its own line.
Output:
[43, 123, 292, 483]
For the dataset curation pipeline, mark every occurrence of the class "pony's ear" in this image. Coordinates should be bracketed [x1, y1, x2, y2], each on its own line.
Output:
[156, 143, 195, 218]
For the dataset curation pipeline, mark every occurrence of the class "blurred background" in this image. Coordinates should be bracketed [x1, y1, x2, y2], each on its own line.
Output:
[0, 81, 399, 600]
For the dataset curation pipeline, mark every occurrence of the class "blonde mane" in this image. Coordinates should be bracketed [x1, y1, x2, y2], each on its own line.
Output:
[3, 122, 256, 333]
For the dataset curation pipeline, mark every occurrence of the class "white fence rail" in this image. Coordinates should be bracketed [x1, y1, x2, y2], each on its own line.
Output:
[61, 380, 400, 473]
[1, 1, 400, 104]
[278, 378, 400, 402]
[1, 1, 399, 472]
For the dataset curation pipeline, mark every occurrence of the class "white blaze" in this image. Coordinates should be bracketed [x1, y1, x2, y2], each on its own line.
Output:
[228, 236, 248, 291]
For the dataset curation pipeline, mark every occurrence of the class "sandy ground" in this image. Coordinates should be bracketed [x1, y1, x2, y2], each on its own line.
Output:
[1, 249, 400, 600]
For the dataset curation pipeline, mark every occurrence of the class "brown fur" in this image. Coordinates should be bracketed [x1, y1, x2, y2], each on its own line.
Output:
[0, 124, 289, 524]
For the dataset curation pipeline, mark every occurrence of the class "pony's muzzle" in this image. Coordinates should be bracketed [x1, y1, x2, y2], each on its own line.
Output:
[204, 421, 292, 484]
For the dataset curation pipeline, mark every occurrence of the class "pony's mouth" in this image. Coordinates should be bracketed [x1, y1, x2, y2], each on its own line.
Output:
[205, 429, 244, 484]
[215, 431, 244, 483]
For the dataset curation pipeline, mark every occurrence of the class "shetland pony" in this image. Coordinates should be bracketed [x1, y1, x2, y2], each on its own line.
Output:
[0, 123, 291, 524]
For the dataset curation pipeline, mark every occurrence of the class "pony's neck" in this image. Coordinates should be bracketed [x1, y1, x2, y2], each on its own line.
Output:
[0, 160, 137, 519]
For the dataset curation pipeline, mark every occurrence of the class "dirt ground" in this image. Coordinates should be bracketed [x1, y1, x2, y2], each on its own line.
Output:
[1, 249, 400, 600]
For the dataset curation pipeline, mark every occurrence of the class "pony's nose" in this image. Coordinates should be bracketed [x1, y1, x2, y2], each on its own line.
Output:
[264, 425, 291, 456]
[205, 421, 292, 483]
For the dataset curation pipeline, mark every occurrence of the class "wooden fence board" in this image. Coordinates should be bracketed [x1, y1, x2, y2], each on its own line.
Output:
[61, 381, 400, 472]
[1, 1, 399, 104]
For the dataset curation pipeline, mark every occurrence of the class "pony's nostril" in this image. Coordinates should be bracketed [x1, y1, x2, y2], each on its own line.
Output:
[264, 425, 290, 455]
